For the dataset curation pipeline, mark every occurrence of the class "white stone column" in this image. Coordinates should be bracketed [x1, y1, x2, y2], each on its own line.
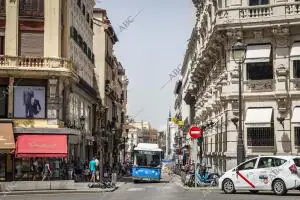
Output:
[5, 0, 19, 56]
[44, 0, 61, 57]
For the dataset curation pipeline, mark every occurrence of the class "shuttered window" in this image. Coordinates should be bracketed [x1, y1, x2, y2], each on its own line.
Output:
[20, 32, 44, 57]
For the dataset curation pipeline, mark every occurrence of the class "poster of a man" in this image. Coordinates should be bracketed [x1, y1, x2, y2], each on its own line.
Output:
[14, 86, 45, 118]
[23, 87, 34, 117]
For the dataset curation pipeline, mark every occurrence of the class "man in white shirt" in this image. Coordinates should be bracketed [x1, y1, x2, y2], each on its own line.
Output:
[95, 157, 100, 181]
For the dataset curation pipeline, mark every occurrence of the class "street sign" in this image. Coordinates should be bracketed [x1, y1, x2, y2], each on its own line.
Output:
[188, 126, 202, 139]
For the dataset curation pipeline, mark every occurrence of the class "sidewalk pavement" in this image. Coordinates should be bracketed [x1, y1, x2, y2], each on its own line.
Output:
[0, 182, 125, 196]
[171, 174, 219, 191]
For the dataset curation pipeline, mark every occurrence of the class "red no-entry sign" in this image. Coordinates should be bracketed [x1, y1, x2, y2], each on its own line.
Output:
[189, 126, 202, 139]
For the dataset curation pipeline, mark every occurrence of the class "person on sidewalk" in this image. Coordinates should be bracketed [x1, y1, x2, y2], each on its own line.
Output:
[42, 161, 51, 181]
[89, 157, 96, 182]
[95, 157, 99, 181]
[32, 159, 39, 181]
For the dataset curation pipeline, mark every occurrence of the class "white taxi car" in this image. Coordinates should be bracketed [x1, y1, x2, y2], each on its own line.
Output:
[219, 156, 300, 195]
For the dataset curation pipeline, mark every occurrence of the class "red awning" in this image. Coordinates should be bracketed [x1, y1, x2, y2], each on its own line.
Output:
[16, 135, 67, 158]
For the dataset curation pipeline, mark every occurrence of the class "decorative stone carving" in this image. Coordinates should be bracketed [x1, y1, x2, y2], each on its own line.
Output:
[276, 97, 289, 113]
[253, 30, 263, 39]
[226, 29, 243, 38]
[276, 64, 289, 77]
[295, 80, 300, 88]
[272, 26, 290, 47]
[231, 100, 239, 114]
[246, 80, 274, 91]
[49, 79, 58, 99]
[48, 109, 57, 119]
[230, 67, 239, 79]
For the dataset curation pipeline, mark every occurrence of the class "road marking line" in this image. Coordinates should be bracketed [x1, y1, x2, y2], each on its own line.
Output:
[237, 171, 255, 188]
[127, 188, 145, 191]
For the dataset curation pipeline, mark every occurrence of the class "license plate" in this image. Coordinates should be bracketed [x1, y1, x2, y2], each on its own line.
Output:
[143, 178, 150, 180]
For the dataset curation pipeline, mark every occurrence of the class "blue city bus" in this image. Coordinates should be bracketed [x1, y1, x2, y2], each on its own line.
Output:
[132, 143, 162, 183]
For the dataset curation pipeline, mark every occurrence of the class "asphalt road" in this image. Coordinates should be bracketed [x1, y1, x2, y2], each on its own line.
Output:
[3, 176, 300, 200]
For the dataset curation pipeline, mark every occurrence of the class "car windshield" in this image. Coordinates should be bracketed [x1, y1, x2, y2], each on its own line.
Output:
[135, 151, 161, 167]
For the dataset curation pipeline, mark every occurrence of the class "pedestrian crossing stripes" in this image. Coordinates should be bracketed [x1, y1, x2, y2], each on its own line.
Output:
[127, 186, 173, 192]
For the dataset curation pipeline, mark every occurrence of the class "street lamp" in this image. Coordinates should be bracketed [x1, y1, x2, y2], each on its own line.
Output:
[231, 38, 247, 164]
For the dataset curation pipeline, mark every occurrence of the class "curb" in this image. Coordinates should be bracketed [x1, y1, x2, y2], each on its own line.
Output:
[0, 186, 119, 196]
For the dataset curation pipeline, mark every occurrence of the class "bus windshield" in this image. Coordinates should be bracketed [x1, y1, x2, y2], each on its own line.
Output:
[135, 150, 161, 167]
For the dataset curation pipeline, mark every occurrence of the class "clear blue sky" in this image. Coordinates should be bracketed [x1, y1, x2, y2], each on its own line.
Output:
[96, 0, 195, 130]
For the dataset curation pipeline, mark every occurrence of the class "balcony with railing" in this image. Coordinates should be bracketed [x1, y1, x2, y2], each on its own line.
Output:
[217, 2, 300, 28]
[0, 56, 75, 77]
[19, 0, 44, 18]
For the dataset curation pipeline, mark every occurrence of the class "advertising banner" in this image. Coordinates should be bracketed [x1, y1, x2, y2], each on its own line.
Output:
[14, 86, 46, 118]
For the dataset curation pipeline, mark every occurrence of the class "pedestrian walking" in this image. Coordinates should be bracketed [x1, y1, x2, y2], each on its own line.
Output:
[122, 162, 127, 176]
[89, 157, 96, 182]
[95, 157, 100, 181]
[42, 161, 51, 181]
[32, 159, 39, 181]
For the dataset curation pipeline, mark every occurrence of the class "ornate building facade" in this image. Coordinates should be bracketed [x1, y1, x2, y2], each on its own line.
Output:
[93, 8, 129, 168]
[0, 0, 100, 181]
[178, 0, 300, 174]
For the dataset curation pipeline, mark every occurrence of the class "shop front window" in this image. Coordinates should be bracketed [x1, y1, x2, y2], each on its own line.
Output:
[14, 158, 67, 181]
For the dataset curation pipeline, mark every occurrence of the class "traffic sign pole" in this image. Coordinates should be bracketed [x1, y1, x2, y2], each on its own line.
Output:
[195, 145, 197, 188]
[188, 126, 203, 188]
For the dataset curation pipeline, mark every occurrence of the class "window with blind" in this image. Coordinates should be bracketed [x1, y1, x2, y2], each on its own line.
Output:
[20, 32, 44, 57]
